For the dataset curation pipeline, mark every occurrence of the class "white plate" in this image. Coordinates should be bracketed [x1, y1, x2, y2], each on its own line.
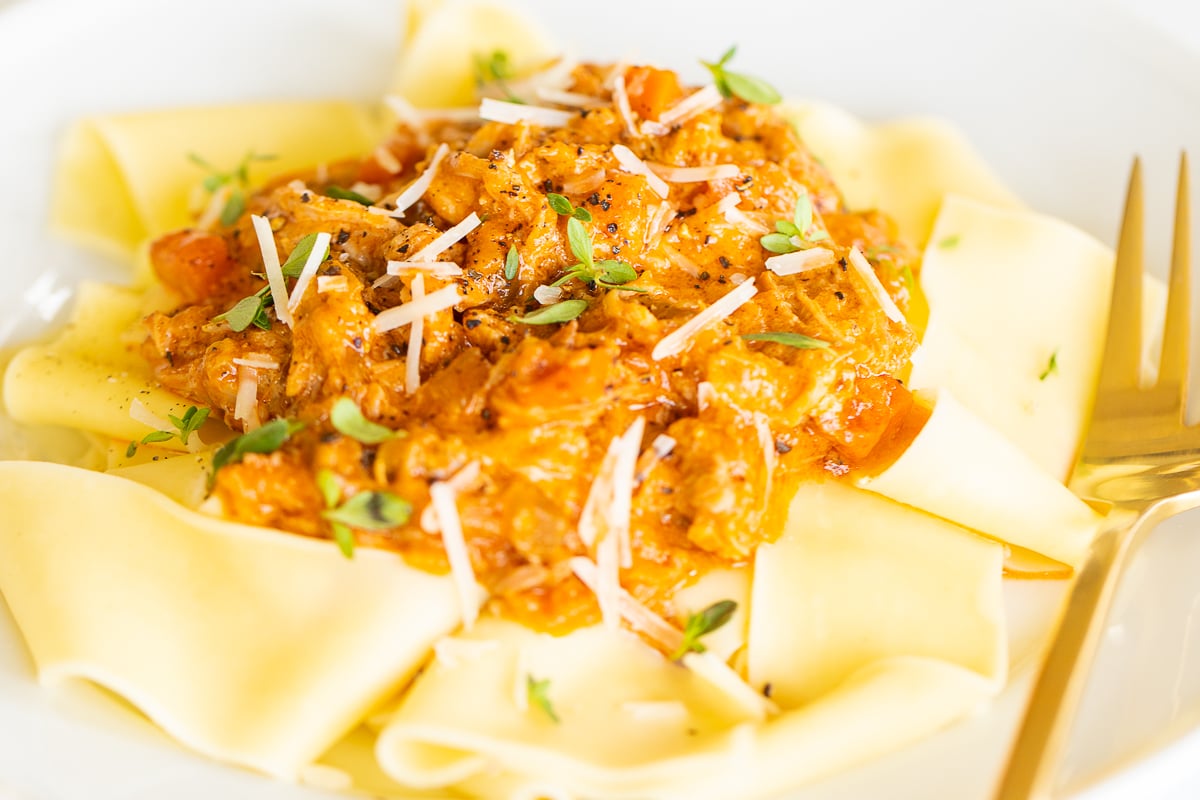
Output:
[1, 0, 1199, 798]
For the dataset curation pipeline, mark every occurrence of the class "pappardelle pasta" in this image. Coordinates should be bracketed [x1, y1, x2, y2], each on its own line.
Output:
[0, 2, 1116, 798]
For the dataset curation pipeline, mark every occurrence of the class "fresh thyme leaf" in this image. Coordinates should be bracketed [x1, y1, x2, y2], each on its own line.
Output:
[938, 234, 961, 250]
[315, 469, 355, 558]
[672, 599, 738, 660]
[189, 150, 274, 227]
[504, 244, 519, 280]
[473, 49, 523, 103]
[900, 263, 916, 290]
[595, 260, 638, 285]
[281, 232, 330, 278]
[330, 397, 403, 444]
[211, 418, 304, 476]
[741, 332, 831, 350]
[326, 185, 375, 206]
[793, 192, 814, 233]
[548, 193, 594, 223]
[722, 71, 782, 105]
[701, 46, 781, 104]
[774, 220, 801, 237]
[1039, 350, 1059, 381]
[547, 193, 574, 215]
[322, 490, 412, 531]
[509, 299, 588, 325]
[315, 469, 342, 509]
[135, 405, 211, 453]
[215, 295, 269, 333]
[220, 188, 246, 227]
[759, 232, 800, 254]
[526, 675, 560, 723]
[566, 216, 593, 268]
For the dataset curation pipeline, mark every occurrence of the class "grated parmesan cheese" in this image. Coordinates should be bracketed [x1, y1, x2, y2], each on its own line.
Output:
[387, 261, 464, 279]
[286, 231, 332, 314]
[645, 84, 724, 133]
[373, 285, 462, 334]
[405, 273, 426, 395]
[251, 215, 292, 327]
[848, 247, 907, 324]
[754, 412, 775, 504]
[429, 480, 480, 630]
[697, 381, 718, 412]
[611, 73, 639, 139]
[195, 184, 232, 231]
[568, 556, 685, 654]
[420, 461, 482, 532]
[233, 365, 261, 431]
[317, 275, 350, 293]
[560, 169, 608, 196]
[681, 651, 778, 721]
[231, 355, 280, 370]
[647, 163, 740, 183]
[716, 193, 770, 235]
[128, 397, 169, 432]
[652, 277, 759, 361]
[479, 97, 573, 127]
[533, 284, 563, 305]
[765, 247, 836, 276]
[373, 145, 402, 175]
[610, 417, 645, 569]
[373, 142, 449, 219]
[611, 145, 669, 199]
[409, 212, 481, 263]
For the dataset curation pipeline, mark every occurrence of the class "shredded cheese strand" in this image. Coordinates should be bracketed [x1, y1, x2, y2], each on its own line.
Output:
[568, 557, 684, 654]
[848, 247, 907, 324]
[250, 214, 292, 327]
[317, 275, 350, 293]
[405, 274, 425, 395]
[128, 398, 170, 432]
[386, 261, 464, 278]
[611, 417, 645, 569]
[287, 231, 332, 313]
[373, 145, 402, 175]
[647, 163, 740, 183]
[429, 480, 479, 631]
[231, 356, 280, 370]
[479, 98, 573, 127]
[374, 142, 449, 218]
[652, 277, 759, 361]
[611, 73, 639, 139]
[765, 247, 836, 276]
[420, 461, 482, 533]
[533, 284, 563, 305]
[650, 84, 724, 131]
[560, 169, 608, 196]
[233, 365, 261, 431]
[408, 212, 481, 263]
[611, 145, 669, 199]
[372, 285, 461, 334]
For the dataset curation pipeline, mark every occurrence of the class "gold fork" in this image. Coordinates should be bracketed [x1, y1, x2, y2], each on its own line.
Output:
[994, 154, 1200, 800]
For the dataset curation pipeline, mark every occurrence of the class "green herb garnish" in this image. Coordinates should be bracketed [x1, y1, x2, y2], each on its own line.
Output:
[126, 405, 211, 457]
[526, 675, 560, 723]
[473, 49, 523, 103]
[189, 150, 275, 227]
[504, 244, 520, 281]
[547, 193, 593, 222]
[759, 190, 828, 254]
[701, 46, 781, 105]
[671, 599, 738, 660]
[551, 217, 644, 291]
[508, 299, 589, 325]
[938, 234, 961, 250]
[741, 332, 831, 350]
[330, 397, 403, 445]
[211, 418, 305, 476]
[325, 186, 375, 206]
[315, 469, 355, 558]
[322, 489, 412, 531]
[1039, 350, 1059, 381]
[214, 234, 329, 332]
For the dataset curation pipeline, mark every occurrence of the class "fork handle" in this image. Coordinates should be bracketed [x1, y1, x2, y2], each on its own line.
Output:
[993, 507, 1158, 800]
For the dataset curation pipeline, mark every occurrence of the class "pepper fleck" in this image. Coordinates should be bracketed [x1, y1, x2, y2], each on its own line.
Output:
[606, 222, 618, 234]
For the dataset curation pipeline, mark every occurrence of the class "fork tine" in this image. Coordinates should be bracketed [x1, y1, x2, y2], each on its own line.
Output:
[1097, 158, 1145, 393]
